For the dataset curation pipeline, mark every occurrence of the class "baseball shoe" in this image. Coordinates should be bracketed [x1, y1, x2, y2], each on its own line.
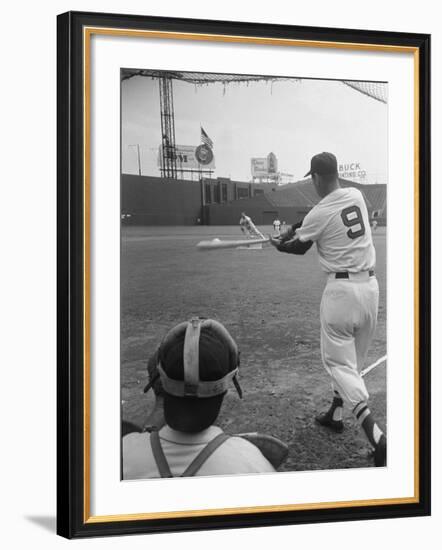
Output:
[374, 435, 387, 467]
[315, 411, 344, 433]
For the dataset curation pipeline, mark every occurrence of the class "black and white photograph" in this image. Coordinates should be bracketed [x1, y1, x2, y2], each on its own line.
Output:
[53, 8, 431, 539]
[120, 69, 388, 479]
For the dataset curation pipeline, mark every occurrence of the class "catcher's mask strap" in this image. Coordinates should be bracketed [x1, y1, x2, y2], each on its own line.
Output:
[143, 372, 159, 394]
[182, 318, 202, 396]
[158, 363, 239, 398]
[150, 317, 242, 398]
[233, 376, 243, 399]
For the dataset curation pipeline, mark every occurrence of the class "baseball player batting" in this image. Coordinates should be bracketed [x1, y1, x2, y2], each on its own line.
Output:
[270, 152, 386, 467]
[239, 212, 266, 240]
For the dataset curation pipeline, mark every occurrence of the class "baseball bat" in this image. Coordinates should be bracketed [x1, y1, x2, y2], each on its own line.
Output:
[196, 237, 269, 250]
[361, 354, 387, 378]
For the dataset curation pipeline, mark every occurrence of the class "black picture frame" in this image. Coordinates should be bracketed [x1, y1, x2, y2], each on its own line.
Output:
[57, 10, 431, 539]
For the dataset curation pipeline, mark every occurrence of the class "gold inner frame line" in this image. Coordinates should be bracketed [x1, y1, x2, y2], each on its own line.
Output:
[82, 26, 420, 524]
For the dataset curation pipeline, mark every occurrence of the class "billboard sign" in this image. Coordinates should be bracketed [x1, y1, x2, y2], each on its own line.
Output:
[195, 144, 214, 165]
[338, 161, 367, 181]
[251, 157, 268, 177]
[251, 153, 279, 178]
[267, 152, 278, 173]
[158, 144, 215, 169]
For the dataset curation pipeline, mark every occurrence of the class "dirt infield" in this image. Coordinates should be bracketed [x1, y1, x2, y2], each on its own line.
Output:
[121, 225, 387, 471]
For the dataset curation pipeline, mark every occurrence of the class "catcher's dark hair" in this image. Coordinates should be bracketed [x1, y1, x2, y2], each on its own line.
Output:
[164, 393, 225, 433]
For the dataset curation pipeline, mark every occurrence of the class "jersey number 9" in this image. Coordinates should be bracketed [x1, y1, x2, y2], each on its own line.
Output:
[341, 206, 366, 239]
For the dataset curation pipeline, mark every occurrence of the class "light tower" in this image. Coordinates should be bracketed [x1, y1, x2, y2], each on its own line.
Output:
[159, 76, 178, 179]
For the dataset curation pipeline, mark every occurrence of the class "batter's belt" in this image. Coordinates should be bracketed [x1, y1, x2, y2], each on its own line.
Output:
[329, 270, 375, 281]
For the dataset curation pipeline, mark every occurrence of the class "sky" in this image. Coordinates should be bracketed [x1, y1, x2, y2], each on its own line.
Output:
[121, 73, 388, 184]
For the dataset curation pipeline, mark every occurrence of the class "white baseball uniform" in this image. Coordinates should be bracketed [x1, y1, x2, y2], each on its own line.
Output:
[273, 219, 281, 236]
[295, 186, 379, 409]
[240, 214, 265, 240]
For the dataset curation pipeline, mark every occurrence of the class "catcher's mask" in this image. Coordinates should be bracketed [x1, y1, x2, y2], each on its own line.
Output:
[143, 317, 242, 398]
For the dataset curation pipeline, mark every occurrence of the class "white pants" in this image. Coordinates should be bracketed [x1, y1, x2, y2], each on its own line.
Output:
[320, 273, 379, 410]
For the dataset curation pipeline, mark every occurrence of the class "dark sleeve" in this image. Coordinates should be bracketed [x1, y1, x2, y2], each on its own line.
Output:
[276, 239, 313, 255]
[276, 220, 313, 255]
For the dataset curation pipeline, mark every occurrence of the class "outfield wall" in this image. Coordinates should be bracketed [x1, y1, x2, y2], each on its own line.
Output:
[121, 174, 386, 226]
[121, 174, 276, 225]
[122, 174, 203, 225]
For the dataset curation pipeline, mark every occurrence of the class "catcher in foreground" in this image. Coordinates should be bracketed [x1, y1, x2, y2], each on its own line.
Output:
[122, 317, 288, 478]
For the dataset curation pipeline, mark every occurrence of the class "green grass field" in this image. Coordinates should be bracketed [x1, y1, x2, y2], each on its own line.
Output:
[121, 225, 387, 471]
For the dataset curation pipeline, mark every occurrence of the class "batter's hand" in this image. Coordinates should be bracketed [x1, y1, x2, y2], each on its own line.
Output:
[279, 224, 299, 242]
[268, 234, 281, 248]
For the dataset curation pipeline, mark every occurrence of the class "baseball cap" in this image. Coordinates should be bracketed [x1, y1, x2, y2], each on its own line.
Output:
[304, 152, 338, 177]
[146, 318, 242, 398]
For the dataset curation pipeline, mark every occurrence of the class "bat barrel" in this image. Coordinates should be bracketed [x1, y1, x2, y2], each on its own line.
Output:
[197, 238, 269, 250]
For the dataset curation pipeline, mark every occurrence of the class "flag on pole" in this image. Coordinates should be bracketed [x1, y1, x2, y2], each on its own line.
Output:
[200, 126, 214, 149]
